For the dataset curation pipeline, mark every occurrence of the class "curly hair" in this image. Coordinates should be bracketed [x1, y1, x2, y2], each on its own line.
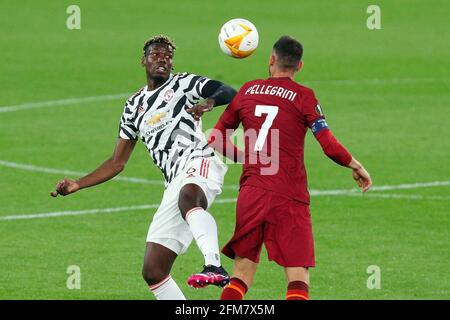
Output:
[143, 35, 176, 56]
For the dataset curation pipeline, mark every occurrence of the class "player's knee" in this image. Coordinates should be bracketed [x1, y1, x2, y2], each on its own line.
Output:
[142, 265, 168, 286]
[178, 184, 207, 219]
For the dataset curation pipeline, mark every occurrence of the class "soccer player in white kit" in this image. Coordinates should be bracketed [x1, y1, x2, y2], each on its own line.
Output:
[50, 35, 236, 299]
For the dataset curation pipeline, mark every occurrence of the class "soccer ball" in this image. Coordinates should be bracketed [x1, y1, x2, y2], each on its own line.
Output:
[218, 18, 259, 58]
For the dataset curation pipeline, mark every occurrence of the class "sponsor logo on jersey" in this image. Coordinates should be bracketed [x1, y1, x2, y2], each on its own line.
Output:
[146, 112, 167, 125]
[145, 120, 173, 136]
[144, 111, 173, 135]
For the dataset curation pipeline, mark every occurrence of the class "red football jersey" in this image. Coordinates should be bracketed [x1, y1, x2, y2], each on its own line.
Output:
[217, 77, 323, 204]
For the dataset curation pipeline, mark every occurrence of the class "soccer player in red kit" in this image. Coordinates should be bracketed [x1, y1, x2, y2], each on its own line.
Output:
[207, 36, 372, 300]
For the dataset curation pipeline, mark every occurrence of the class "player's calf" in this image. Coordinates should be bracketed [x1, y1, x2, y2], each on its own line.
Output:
[178, 183, 230, 289]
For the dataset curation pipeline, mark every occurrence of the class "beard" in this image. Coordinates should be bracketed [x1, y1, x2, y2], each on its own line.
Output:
[147, 70, 169, 86]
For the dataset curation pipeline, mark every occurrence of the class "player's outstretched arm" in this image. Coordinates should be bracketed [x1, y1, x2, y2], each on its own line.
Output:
[187, 80, 237, 120]
[50, 138, 137, 197]
[314, 129, 372, 192]
[208, 88, 242, 161]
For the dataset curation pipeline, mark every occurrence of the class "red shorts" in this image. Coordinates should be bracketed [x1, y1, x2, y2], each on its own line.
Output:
[222, 186, 315, 267]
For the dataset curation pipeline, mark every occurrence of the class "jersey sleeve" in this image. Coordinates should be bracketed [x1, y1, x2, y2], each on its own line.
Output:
[218, 93, 241, 129]
[184, 74, 212, 102]
[209, 92, 243, 162]
[118, 100, 139, 140]
[301, 89, 352, 166]
[300, 89, 329, 136]
[315, 129, 353, 167]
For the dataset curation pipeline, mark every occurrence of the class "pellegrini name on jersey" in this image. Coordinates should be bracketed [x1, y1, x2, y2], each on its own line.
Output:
[244, 84, 297, 101]
[119, 73, 214, 187]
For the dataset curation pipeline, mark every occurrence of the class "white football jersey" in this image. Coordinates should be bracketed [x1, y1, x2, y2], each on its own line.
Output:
[119, 73, 215, 186]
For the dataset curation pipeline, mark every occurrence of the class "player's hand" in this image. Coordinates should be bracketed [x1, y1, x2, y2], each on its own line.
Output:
[50, 178, 80, 197]
[351, 166, 372, 192]
[186, 98, 215, 121]
[348, 158, 372, 192]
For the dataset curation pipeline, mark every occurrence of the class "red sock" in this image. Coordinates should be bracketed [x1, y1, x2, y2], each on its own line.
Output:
[220, 277, 248, 300]
[286, 281, 309, 300]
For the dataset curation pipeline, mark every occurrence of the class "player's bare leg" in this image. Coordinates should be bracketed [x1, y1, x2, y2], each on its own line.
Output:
[142, 242, 185, 300]
[221, 256, 257, 300]
[179, 183, 229, 288]
[285, 266, 309, 284]
[284, 267, 310, 300]
[231, 256, 258, 287]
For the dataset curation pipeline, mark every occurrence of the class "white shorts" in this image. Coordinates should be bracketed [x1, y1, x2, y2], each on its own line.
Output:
[146, 155, 228, 255]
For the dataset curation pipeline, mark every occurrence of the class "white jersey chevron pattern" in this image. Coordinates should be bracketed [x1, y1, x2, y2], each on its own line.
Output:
[119, 73, 215, 186]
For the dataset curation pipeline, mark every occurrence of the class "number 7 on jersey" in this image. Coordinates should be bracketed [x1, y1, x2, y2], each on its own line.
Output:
[254, 105, 279, 151]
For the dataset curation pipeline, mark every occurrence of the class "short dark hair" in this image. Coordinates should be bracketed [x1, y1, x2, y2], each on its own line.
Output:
[272, 36, 303, 70]
[143, 35, 176, 56]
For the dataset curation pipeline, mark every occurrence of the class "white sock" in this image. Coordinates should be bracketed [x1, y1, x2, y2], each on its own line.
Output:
[185, 207, 221, 267]
[149, 275, 185, 300]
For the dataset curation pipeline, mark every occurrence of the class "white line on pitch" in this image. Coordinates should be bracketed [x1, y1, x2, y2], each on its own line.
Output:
[0, 204, 160, 221]
[0, 198, 238, 221]
[310, 180, 450, 196]
[344, 193, 450, 201]
[0, 159, 236, 189]
[363, 181, 450, 192]
[0, 160, 163, 185]
[0, 93, 129, 113]
[0, 193, 450, 221]
[2, 190, 449, 221]
[2, 160, 450, 193]
[305, 77, 450, 86]
[1, 77, 448, 113]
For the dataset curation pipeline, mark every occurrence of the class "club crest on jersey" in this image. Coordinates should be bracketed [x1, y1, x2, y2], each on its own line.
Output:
[163, 89, 174, 102]
[138, 105, 145, 113]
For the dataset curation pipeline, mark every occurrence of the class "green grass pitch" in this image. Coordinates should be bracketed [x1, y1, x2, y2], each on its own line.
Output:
[0, 0, 449, 299]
